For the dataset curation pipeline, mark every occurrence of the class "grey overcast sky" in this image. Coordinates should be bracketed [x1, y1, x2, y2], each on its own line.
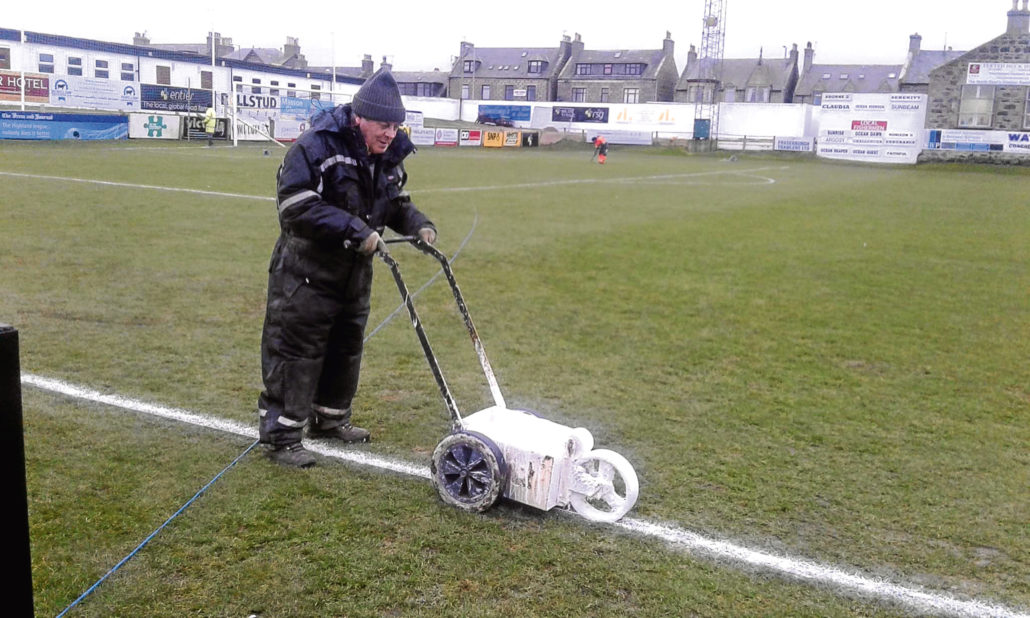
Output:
[2, 1, 1016, 73]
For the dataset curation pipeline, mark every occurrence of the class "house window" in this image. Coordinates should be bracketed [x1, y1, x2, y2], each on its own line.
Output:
[600, 87, 609, 103]
[201, 71, 213, 90]
[121, 62, 135, 81]
[572, 88, 586, 102]
[481, 84, 490, 99]
[156, 65, 171, 85]
[504, 85, 514, 100]
[604, 64, 612, 75]
[68, 57, 83, 76]
[625, 63, 644, 75]
[310, 84, 320, 100]
[0, 46, 10, 70]
[233, 75, 243, 92]
[252, 78, 262, 94]
[528, 60, 544, 73]
[39, 53, 55, 73]
[95, 59, 109, 79]
[287, 82, 296, 97]
[624, 88, 639, 103]
[525, 85, 536, 101]
[959, 84, 994, 128]
[1025, 90, 1030, 129]
[461, 84, 470, 99]
[463, 60, 474, 73]
[270, 80, 279, 96]
[575, 64, 591, 76]
[745, 86, 770, 102]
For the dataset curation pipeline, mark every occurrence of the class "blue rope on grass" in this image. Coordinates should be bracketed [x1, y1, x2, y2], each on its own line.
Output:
[57, 440, 261, 617]
[59, 212, 479, 615]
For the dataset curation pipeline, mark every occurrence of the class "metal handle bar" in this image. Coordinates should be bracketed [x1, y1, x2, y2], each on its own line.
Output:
[375, 237, 507, 429]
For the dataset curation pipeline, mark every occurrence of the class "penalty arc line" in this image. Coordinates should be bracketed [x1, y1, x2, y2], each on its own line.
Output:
[19, 373, 1028, 618]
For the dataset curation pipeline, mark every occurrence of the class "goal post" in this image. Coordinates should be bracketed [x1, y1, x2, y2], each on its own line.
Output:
[221, 82, 357, 148]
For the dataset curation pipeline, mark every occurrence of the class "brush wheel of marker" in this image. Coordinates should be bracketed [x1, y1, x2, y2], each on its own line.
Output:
[568, 449, 639, 522]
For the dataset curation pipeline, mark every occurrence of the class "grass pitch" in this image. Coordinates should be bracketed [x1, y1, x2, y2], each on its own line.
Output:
[2, 140, 1028, 617]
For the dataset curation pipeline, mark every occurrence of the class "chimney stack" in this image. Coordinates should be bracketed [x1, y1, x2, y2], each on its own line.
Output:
[909, 33, 922, 53]
[1009, 0, 1030, 35]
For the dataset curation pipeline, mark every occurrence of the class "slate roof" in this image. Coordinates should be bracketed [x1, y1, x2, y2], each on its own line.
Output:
[559, 48, 669, 79]
[900, 49, 966, 84]
[449, 46, 566, 79]
[795, 63, 902, 97]
[679, 55, 796, 91]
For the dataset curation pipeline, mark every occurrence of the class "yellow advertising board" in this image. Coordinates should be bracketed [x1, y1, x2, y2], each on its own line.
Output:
[483, 130, 505, 147]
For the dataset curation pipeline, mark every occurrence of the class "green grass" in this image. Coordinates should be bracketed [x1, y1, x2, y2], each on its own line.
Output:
[3, 140, 1028, 616]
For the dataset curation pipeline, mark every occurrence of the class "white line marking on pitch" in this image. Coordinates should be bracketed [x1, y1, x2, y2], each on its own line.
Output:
[0, 166, 787, 200]
[0, 171, 272, 201]
[21, 373, 1027, 618]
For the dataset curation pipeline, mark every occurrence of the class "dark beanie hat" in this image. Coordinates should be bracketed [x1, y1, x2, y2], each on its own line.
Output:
[352, 68, 406, 123]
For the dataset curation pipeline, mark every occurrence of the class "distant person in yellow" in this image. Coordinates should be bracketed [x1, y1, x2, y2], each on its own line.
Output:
[203, 107, 217, 146]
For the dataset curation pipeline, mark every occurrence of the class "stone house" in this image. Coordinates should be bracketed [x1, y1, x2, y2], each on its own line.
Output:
[676, 44, 799, 104]
[447, 37, 575, 102]
[925, 0, 1030, 131]
[555, 32, 679, 103]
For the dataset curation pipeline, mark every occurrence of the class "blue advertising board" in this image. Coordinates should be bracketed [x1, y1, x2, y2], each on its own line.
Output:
[140, 84, 212, 113]
[0, 111, 128, 140]
[279, 96, 335, 118]
[477, 104, 531, 125]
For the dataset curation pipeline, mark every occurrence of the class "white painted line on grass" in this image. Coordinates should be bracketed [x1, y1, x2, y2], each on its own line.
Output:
[0, 166, 788, 201]
[21, 374, 428, 479]
[21, 373, 1027, 618]
[0, 171, 275, 201]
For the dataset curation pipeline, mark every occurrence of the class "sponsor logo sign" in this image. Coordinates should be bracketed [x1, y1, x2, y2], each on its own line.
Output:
[966, 62, 1030, 86]
[434, 127, 458, 147]
[773, 137, 814, 152]
[551, 106, 609, 123]
[459, 129, 482, 146]
[51, 76, 138, 111]
[140, 84, 211, 113]
[0, 71, 49, 103]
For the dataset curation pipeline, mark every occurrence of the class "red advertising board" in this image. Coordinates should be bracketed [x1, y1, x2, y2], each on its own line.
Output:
[0, 71, 50, 103]
[851, 119, 887, 131]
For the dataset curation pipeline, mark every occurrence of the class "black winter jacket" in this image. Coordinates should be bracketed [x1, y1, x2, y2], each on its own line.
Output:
[275, 104, 433, 249]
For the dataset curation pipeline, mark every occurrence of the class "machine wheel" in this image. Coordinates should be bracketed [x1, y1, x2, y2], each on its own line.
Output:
[568, 449, 639, 523]
[430, 431, 507, 513]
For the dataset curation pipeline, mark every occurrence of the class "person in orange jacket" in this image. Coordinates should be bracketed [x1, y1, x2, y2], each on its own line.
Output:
[591, 135, 609, 164]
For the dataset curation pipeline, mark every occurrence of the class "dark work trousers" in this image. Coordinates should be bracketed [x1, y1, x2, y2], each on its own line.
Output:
[258, 235, 373, 446]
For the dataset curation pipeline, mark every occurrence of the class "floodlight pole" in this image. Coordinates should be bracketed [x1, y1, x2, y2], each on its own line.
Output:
[0, 324, 33, 615]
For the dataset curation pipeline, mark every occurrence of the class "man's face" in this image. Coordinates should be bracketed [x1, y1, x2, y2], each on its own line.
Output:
[355, 116, 400, 155]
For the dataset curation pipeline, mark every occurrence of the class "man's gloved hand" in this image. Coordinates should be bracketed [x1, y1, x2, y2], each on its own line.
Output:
[359, 231, 382, 255]
[418, 227, 437, 245]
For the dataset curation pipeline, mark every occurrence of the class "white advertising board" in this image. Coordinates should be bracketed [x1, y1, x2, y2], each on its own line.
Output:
[128, 113, 181, 139]
[51, 76, 139, 111]
[410, 127, 436, 146]
[966, 62, 1030, 86]
[815, 93, 927, 164]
